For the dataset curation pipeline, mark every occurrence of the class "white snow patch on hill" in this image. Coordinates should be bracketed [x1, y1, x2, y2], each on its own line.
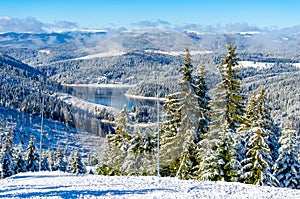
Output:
[145, 49, 213, 56]
[293, 62, 300, 69]
[0, 107, 103, 155]
[238, 61, 275, 69]
[64, 83, 135, 89]
[75, 50, 125, 60]
[38, 49, 50, 54]
[0, 171, 299, 199]
[239, 31, 260, 35]
[74, 49, 213, 60]
[125, 93, 167, 101]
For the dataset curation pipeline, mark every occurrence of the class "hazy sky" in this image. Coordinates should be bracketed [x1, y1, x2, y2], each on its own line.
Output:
[0, 0, 299, 31]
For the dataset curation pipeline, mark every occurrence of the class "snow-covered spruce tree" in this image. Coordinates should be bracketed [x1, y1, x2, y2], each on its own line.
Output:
[0, 132, 16, 178]
[192, 61, 211, 177]
[121, 127, 156, 176]
[54, 147, 67, 172]
[160, 49, 209, 179]
[67, 150, 86, 174]
[241, 127, 279, 186]
[198, 44, 245, 182]
[96, 138, 119, 176]
[14, 143, 27, 174]
[239, 89, 280, 185]
[25, 138, 39, 172]
[160, 92, 182, 177]
[47, 149, 54, 171]
[97, 104, 132, 175]
[240, 89, 279, 163]
[40, 150, 50, 171]
[273, 128, 300, 189]
[192, 61, 210, 140]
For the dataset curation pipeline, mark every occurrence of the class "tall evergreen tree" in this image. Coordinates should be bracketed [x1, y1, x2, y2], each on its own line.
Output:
[47, 150, 54, 172]
[116, 104, 130, 133]
[192, 61, 210, 140]
[238, 89, 281, 185]
[239, 89, 279, 155]
[67, 150, 86, 174]
[157, 93, 181, 176]
[14, 143, 27, 174]
[25, 138, 39, 172]
[121, 127, 156, 176]
[54, 147, 67, 172]
[100, 104, 132, 175]
[160, 49, 209, 179]
[199, 44, 244, 182]
[40, 150, 50, 171]
[0, 132, 16, 178]
[273, 128, 300, 189]
[241, 127, 279, 186]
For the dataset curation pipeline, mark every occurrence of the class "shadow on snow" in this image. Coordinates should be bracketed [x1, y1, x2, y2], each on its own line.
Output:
[2, 188, 177, 198]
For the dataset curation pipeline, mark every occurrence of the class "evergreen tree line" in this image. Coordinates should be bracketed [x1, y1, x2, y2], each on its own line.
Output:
[96, 44, 300, 189]
[0, 131, 87, 178]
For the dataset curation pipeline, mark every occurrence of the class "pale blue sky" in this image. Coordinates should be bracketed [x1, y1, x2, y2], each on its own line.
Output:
[0, 0, 299, 30]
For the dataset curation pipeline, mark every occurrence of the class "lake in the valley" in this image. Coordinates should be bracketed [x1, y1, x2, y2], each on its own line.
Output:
[64, 84, 159, 110]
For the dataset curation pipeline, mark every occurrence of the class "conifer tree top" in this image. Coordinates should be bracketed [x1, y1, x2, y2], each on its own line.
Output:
[179, 48, 193, 82]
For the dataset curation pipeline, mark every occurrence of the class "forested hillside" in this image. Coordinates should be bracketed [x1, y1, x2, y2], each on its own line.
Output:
[0, 54, 115, 136]
[0, 54, 73, 125]
[241, 63, 300, 128]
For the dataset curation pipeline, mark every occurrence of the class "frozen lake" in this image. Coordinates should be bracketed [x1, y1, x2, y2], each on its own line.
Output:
[64, 84, 158, 110]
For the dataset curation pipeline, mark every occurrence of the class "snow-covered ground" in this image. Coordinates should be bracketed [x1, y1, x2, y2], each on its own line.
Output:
[0, 107, 104, 157]
[238, 61, 275, 69]
[238, 61, 300, 70]
[0, 171, 299, 199]
[64, 83, 135, 88]
[74, 49, 213, 61]
[293, 62, 300, 69]
[124, 93, 167, 101]
[145, 49, 213, 56]
[75, 50, 126, 60]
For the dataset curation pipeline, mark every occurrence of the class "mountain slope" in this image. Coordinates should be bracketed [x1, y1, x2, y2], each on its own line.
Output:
[0, 54, 115, 136]
[0, 106, 103, 157]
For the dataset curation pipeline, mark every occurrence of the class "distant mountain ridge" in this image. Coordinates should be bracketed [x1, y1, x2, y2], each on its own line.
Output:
[1, 27, 300, 58]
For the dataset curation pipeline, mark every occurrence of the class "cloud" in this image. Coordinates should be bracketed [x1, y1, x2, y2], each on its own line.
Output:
[175, 22, 262, 33]
[132, 19, 172, 28]
[0, 16, 44, 32]
[224, 22, 261, 32]
[0, 16, 79, 33]
[175, 23, 203, 31]
[44, 20, 79, 30]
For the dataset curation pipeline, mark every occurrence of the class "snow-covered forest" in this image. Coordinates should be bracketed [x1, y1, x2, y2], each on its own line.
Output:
[0, 27, 300, 198]
[95, 46, 300, 189]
